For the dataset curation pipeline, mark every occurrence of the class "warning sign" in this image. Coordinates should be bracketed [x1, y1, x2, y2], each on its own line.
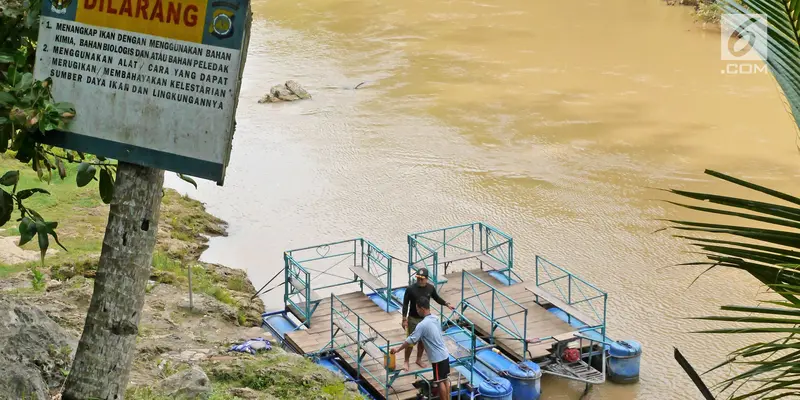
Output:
[33, 0, 251, 184]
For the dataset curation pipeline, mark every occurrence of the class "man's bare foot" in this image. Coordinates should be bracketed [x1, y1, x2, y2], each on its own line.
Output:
[416, 359, 428, 368]
[402, 362, 410, 371]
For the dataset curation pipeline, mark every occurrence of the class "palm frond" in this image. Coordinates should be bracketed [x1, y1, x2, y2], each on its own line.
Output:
[666, 169, 800, 398]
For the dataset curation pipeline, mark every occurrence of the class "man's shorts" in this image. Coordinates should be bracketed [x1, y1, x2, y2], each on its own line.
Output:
[407, 316, 422, 337]
[432, 359, 450, 382]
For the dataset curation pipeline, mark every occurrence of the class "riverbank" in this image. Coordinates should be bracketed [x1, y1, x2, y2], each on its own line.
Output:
[665, 0, 723, 25]
[0, 154, 364, 400]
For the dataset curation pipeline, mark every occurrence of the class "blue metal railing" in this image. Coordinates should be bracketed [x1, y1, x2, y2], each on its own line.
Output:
[408, 236, 438, 285]
[407, 222, 516, 288]
[460, 270, 529, 360]
[284, 254, 317, 327]
[361, 239, 393, 305]
[326, 293, 488, 399]
[329, 294, 392, 399]
[283, 238, 395, 327]
[534, 256, 608, 342]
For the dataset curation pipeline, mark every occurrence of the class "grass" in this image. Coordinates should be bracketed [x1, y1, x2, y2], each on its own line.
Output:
[0, 153, 107, 241]
[126, 385, 236, 400]
[204, 351, 364, 400]
[695, 0, 723, 24]
[126, 350, 366, 400]
[0, 262, 25, 277]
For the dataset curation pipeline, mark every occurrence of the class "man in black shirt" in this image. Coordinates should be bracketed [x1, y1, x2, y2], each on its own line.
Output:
[401, 267, 454, 371]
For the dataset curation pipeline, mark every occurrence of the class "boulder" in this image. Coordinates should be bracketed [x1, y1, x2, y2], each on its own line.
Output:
[0, 297, 78, 400]
[156, 365, 212, 399]
[258, 80, 311, 103]
[0, 363, 48, 400]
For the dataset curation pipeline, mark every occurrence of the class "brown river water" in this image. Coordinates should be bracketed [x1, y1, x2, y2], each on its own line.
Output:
[164, 0, 800, 398]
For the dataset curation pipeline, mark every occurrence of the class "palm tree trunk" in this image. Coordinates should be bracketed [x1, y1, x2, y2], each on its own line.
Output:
[62, 162, 164, 400]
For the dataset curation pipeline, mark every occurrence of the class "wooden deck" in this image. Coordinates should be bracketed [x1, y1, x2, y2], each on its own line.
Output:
[436, 269, 578, 360]
[283, 268, 580, 400]
[285, 292, 451, 400]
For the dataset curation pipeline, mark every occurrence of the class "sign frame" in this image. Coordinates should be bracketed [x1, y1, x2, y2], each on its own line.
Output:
[33, 0, 252, 185]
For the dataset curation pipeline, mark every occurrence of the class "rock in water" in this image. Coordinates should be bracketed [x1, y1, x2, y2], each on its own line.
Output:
[258, 80, 312, 103]
[285, 80, 311, 99]
[156, 365, 212, 399]
[0, 298, 78, 400]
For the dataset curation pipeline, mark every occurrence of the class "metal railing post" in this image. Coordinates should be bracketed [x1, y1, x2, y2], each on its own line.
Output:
[490, 289, 496, 344]
[471, 223, 475, 252]
[479, 224, 484, 253]
[283, 253, 290, 308]
[461, 270, 466, 312]
[433, 253, 439, 288]
[522, 308, 528, 361]
[603, 294, 608, 343]
[443, 229, 447, 259]
[357, 316, 362, 378]
[387, 256, 392, 313]
[305, 268, 311, 327]
[568, 276, 573, 305]
[407, 236, 413, 277]
[508, 238, 514, 282]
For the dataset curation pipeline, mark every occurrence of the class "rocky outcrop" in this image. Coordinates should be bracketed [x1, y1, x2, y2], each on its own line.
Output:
[258, 80, 311, 103]
[156, 365, 212, 399]
[0, 297, 78, 400]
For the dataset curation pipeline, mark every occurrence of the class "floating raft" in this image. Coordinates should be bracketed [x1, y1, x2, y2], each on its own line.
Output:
[262, 222, 641, 400]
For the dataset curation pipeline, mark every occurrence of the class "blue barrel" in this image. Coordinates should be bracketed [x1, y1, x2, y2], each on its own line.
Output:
[476, 349, 540, 400]
[503, 361, 542, 400]
[478, 378, 513, 400]
[607, 340, 642, 384]
[445, 326, 488, 349]
[263, 313, 298, 340]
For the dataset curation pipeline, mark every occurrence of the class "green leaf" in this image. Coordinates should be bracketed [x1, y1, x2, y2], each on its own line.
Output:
[16, 188, 50, 200]
[0, 92, 14, 106]
[76, 162, 96, 187]
[0, 117, 8, 124]
[0, 52, 13, 63]
[45, 222, 67, 252]
[0, 170, 19, 186]
[18, 217, 36, 246]
[99, 168, 113, 204]
[36, 222, 48, 266]
[0, 189, 12, 226]
[178, 173, 198, 189]
[14, 73, 33, 91]
[55, 158, 66, 180]
[25, 6, 39, 28]
[54, 102, 75, 114]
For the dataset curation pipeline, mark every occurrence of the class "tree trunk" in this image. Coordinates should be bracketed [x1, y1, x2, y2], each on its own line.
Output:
[62, 162, 165, 400]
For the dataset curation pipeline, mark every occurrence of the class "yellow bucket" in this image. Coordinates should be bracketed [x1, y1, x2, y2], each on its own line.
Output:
[385, 352, 396, 370]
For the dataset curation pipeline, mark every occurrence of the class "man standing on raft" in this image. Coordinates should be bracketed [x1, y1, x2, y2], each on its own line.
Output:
[401, 267, 454, 371]
[392, 297, 452, 398]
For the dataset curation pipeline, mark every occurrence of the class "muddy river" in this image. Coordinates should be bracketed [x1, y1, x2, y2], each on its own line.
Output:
[165, 0, 800, 398]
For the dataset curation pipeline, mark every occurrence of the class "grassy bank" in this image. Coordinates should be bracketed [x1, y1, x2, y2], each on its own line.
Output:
[0, 154, 365, 400]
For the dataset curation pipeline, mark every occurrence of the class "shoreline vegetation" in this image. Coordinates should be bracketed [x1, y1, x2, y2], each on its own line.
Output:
[0, 154, 365, 400]
[665, 0, 724, 25]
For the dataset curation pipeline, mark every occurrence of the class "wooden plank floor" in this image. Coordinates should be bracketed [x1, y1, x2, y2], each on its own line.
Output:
[436, 269, 579, 360]
[283, 267, 580, 399]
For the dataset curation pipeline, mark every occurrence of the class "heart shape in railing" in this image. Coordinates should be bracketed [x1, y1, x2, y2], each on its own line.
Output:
[316, 244, 330, 258]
